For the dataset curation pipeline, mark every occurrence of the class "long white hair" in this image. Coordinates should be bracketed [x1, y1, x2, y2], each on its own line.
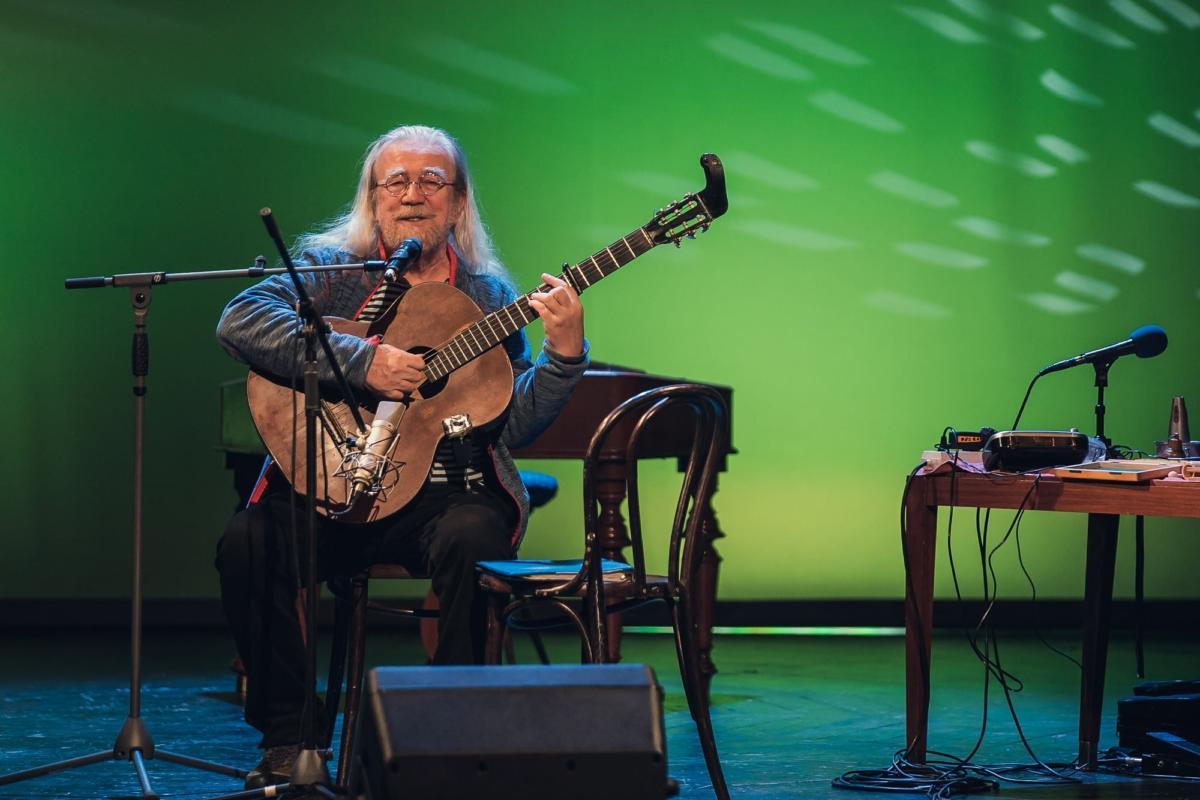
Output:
[298, 125, 507, 279]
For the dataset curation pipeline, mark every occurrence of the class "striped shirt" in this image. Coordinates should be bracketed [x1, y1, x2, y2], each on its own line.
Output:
[356, 279, 406, 321]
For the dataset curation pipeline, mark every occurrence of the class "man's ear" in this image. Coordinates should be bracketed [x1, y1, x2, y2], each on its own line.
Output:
[451, 194, 466, 229]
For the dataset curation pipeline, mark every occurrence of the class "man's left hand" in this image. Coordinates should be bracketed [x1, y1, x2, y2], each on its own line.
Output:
[529, 273, 584, 357]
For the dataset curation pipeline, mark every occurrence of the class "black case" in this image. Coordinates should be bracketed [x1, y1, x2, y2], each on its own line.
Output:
[982, 430, 1090, 471]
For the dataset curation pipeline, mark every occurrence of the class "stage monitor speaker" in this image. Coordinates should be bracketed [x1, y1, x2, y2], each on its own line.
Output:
[355, 663, 669, 800]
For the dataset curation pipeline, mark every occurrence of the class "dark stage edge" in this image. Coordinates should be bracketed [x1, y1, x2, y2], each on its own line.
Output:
[5, 598, 1200, 631]
[1, 629, 1199, 799]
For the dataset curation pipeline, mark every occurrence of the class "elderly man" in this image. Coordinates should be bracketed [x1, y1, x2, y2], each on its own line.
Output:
[215, 124, 587, 787]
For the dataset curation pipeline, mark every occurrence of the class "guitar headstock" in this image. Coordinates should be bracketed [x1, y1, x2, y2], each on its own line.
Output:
[644, 153, 728, 247]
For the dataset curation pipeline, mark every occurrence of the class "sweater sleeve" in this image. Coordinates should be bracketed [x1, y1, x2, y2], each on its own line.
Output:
[489, 279, 590, 449]
[215, 248, 378, 391]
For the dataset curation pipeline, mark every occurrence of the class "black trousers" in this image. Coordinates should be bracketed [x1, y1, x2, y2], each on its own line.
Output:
[214, 481, 515, 748]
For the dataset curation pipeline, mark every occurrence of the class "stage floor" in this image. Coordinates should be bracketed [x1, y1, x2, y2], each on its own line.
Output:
[0, 628, 1197, 798]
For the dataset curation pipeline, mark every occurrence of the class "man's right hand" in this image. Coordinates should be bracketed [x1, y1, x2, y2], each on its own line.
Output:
[365, 344, 426, 399]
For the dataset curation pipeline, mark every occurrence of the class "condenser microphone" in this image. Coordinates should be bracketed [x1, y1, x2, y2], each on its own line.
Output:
[1037, 324, 1167, 377]
[383, 238, 422, 282]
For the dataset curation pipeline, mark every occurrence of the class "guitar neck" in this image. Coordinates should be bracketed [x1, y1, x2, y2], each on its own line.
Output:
[423, 226, 658, 382]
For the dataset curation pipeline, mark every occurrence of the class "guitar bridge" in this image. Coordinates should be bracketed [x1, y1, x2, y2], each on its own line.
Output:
[442, 414, 472, 438]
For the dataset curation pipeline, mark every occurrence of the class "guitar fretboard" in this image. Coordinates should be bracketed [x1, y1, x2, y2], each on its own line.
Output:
[423, 227, 657, 383]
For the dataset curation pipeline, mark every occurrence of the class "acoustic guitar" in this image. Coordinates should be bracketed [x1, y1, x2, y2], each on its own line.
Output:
[246, 153, 728, 523]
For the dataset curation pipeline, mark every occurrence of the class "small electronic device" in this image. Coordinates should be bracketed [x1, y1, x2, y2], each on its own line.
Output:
[939, 428, 996, 452]
[981, 430, 1090, 472]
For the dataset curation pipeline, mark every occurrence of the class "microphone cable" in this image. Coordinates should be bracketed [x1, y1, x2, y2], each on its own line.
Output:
[1010, 373, 1040, 431]
[834, 457, 1082, 797]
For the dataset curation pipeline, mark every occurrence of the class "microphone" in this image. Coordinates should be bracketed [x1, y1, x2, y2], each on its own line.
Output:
[1037, 324, 1168, 377]
[343, 399, 407, 510]
[345, 416, 398, 509]
[383, 238, 422, 282]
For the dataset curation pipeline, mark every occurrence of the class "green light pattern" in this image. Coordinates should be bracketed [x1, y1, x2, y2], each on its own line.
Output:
[1, 0, 1197, 604]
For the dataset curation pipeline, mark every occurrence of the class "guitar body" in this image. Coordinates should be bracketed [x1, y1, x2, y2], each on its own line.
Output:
[246, 281, 514, 523]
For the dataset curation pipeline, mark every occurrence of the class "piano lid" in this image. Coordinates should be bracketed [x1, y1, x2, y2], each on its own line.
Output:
[509, 364, 734, 461]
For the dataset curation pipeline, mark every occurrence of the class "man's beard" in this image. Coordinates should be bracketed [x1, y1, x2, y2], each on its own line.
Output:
[379, 216, 452, 263]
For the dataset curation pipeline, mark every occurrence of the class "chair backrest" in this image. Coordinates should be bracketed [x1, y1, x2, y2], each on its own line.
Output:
[581, 384, 728, 595]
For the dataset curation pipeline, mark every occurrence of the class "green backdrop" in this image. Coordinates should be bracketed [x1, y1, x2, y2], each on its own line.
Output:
[3, 0, 1198, 604]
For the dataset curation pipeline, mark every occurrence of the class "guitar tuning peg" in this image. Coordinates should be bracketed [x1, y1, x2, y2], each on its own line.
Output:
[673, 240, 682, 248]
[687, 232, 696, 239]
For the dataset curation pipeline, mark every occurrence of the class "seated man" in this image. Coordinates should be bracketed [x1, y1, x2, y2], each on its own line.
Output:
[214, 124, 587, 787]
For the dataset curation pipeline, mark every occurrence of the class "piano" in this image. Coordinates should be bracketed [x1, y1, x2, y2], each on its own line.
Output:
[220, 364, 734, 691]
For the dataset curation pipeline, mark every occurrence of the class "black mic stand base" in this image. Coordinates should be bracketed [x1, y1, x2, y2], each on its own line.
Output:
[0, 740, 247, 800]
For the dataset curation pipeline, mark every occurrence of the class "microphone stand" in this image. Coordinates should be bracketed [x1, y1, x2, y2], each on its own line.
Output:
[245, 208, 371, 800]
[1, 232, 389, 799]
[1093, 359, 1113, 456]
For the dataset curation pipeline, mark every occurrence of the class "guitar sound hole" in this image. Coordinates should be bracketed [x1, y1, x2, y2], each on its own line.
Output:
[418, 376, 446, 400]
[411, 345, 447, 400]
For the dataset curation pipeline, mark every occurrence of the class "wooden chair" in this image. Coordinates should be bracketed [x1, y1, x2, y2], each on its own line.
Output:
[477, 384, 731, 800]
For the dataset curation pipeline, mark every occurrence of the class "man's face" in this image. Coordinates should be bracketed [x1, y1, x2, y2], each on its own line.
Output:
[371, 143, 462, 257]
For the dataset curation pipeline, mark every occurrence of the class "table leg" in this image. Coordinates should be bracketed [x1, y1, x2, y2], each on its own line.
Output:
[904, 476, 937, 762]
[595, 460, 631, 663]
[1078, 513, 1119, 768]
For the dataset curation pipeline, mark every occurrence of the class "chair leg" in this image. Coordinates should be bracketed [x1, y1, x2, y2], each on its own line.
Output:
[583, 594, 607, 664]
[323, 587, 352, 749]
[670, 596, 731, 800]
[483, 592, 507, 666]
[502, 629, 518, 664]
[419, 588, 439, 662]
[528, 631, 551, 665]
[336, 575, 369, 789]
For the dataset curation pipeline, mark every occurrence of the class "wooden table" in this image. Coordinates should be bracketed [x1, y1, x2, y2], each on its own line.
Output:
[903, 469, 1200, 766]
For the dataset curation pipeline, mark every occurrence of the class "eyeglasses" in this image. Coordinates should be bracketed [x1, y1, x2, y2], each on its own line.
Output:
[374, 174, 455, 197]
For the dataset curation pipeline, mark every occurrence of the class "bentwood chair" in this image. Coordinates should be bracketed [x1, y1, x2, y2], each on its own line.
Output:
[476, 384, 731, 800]
[320, 470, 559, 789]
